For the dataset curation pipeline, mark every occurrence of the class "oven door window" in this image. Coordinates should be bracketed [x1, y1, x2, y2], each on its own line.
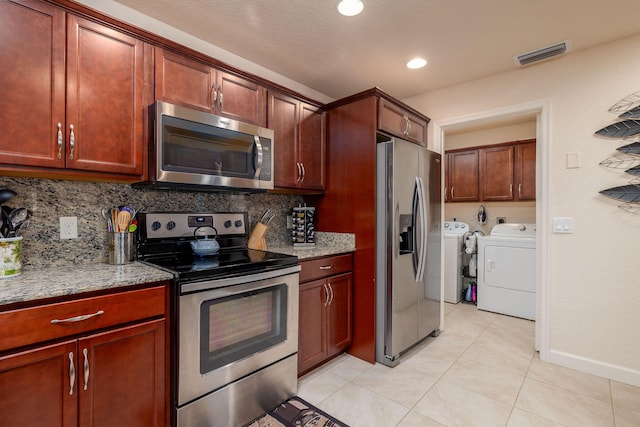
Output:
[162, 115, 256, 179]
[200, 284, 287, 374]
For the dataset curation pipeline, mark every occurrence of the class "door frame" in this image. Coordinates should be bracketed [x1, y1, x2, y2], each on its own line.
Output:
[432, 98, 551, 360]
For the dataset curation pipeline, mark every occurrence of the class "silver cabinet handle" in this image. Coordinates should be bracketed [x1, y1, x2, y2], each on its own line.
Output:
[211, 84, 217, 109]
[319, 265, 333, 270]
[82, 348, 89, 391]
[300, 162, 306, 182]
[327, 283, 334, 306]
[519, 183, 522, 198]
[323, 283, 329, 306]
[218, 90, 223, 111]
[451, 187, 455, 198]
[509, 184, 513, 197]
[444, 187, 448, 202]
[50, 310, 104, 324]
[296, 162, 303, 182]
[57, 123, 63, 160]
[69, 352, 75, 396]
[68, 124, 75, 160]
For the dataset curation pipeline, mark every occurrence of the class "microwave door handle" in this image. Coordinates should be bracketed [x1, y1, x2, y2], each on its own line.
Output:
[253, 135, 263, 178]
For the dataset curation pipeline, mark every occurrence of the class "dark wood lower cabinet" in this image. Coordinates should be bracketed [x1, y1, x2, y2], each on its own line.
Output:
[298, 254, 353, 376]
[0, 319, 165, 427]
[0, 284, 167, 427]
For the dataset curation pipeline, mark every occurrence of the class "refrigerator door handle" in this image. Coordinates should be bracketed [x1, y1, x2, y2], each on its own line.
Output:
[414, 176, 428, 282]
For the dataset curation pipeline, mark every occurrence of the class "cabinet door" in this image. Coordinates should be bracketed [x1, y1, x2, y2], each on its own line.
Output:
[216, 71, 266, 126]
[298, 279, 327, 375]
[0, 0, 65, 169]
[78, 319, 165, 427]
[155, 47, 215, 112]
[448, 149, 479, 202]
[378, 99, 427, 146]
[0, 340, 77, 427]
[480, 145, 514, 201]
[269, 91, 300, 188]
[65, 15, 145, 176]
[327, 273, 352, 356]
[298, 103, 326, 190]
[515, 141, 536, 201]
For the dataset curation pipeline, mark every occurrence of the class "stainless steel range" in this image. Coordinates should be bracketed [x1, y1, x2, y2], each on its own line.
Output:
[137, 212, 300, 427]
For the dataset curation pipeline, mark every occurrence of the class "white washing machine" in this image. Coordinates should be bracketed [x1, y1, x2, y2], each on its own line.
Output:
[443, 221, 468, 303]
[477, 223, 536, 320]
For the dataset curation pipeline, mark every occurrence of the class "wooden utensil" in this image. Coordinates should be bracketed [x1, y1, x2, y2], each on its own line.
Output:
[117, 210, 131, 232]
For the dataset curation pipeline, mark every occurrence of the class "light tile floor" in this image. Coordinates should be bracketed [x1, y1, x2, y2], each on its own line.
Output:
[298, 302, 640, 427]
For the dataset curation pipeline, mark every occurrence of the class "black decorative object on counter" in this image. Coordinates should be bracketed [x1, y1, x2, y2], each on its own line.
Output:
[596, 91, 640, 214]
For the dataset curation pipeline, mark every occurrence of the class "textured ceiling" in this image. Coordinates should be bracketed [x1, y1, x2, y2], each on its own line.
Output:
[113, 0, 640, 101]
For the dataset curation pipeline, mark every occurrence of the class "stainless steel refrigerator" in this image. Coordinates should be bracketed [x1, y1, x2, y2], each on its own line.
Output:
[376, 136, 442, 367]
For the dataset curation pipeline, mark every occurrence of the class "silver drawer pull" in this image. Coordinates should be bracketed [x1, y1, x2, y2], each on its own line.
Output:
[69, 124, 75, 160]
[50, 310, 104, 324]
[319, 265, 333, 270]
[57, 123, 63, 160]
[69, 352, 75, 396]
[83, 348, 89, 390]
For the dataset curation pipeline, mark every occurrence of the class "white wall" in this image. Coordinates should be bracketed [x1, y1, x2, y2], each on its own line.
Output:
[406, 35, 640, 386]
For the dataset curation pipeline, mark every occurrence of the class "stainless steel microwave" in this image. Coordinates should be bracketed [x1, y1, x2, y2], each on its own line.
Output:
[136, 101, 274, 192]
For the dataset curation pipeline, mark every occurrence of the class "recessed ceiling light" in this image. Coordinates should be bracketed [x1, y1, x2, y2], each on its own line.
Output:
[406, 58, 427, 69]
[337, 0, 364, 16]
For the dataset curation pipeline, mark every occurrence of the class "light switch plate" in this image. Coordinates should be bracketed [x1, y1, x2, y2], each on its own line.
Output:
[566, 152, 580, 169]
[553, 217, 574, 233]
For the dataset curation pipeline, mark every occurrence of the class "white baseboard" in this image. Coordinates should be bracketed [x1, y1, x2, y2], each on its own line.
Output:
[545, 349, 640, 387]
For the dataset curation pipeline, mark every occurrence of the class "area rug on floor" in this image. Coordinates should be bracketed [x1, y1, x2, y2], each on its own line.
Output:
[245, 396, 349, 427]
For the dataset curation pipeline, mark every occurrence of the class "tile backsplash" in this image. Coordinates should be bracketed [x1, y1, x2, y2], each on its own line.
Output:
[0, 177, 302, 268]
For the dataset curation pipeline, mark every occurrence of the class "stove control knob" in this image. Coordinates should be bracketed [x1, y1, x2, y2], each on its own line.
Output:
[166, 220, 176, 230]
[234, 220, 243, 228]
[151, 221, 161, 231]
[224, 220, 232, 228]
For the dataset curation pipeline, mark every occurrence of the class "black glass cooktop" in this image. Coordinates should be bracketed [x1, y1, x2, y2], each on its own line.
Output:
[143, 248, 298, 283]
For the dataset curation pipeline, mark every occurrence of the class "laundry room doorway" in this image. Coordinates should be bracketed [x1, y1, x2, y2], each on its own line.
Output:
[434, 99, 551, 359]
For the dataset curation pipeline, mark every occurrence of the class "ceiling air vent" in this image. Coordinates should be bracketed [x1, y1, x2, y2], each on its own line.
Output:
[514, 40, 571, 67]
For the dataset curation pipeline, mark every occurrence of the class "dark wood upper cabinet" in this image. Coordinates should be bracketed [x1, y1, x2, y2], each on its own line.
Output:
[447, 149, 480, 202]
[480, 145, 515, 201]
[378, 98, 428, 146]
[515, 141, 536, 200]
[446, 139, 536, 203]
[268, 91, 325, 191]
[0, 1, 66, 169]
[155, 47, 267, 127]
[0, 0, 148, 179]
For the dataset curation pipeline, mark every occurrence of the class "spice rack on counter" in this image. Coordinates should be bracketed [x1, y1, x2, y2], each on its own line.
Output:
[291, 205, 315, 248]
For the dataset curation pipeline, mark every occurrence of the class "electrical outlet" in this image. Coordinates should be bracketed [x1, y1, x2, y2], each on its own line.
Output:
[60, 216, 78, 239]
[497, 217, 506, 224]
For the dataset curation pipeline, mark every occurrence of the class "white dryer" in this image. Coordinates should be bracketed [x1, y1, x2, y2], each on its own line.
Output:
[477, 223, 536, 320]
[443, 221, 468, 303]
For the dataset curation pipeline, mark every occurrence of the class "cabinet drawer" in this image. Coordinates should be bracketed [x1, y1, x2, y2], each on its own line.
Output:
[300, 254, 353, 283]
[0, 286, 165, 353]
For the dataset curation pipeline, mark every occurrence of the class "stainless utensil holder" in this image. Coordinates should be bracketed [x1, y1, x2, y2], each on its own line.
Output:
[108, 232, 135, 264]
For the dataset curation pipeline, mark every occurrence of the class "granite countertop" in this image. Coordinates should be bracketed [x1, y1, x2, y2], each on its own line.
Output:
[0, 232, 354, 308]
[0, 262, 175, 307]
[269, 232, 355, 260]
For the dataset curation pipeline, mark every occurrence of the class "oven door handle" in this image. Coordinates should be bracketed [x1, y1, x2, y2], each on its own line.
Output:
[253, 135, 263, 179]
[180, 264, 301, 294]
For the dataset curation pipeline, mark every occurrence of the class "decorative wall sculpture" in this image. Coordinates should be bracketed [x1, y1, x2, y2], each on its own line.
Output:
[596, 92, 640, 213]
